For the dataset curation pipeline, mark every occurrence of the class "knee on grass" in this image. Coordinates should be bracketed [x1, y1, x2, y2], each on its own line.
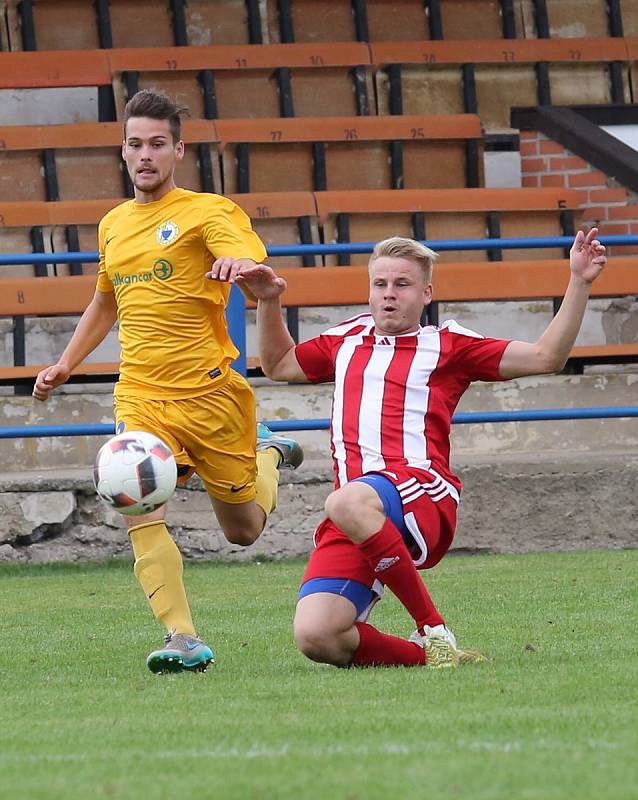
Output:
[293, 621, 352, 667]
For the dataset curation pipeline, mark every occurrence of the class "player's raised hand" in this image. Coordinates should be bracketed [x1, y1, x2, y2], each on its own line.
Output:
[235, 263, 288, 300]
[570, 228, 607, 284]
[205, 256, 253, 283]
[32, 363, 71, 401]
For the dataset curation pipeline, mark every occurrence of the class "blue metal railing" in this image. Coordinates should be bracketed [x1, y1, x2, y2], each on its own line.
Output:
[2, 236, 636, 380]
[1, 406, 637, 439]
[2, 234, 638, 267]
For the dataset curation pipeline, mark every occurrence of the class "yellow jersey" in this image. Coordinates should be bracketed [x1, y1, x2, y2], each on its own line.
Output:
[97, 188, 266, 399]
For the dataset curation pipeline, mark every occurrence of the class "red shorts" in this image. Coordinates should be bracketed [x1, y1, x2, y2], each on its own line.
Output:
[302, 468, 458, 591]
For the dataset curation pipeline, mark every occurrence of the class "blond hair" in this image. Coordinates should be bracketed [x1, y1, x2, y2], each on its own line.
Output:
[369, 236, 437, 283]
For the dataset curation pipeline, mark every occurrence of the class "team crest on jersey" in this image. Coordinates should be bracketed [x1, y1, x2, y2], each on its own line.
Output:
[156, 220, 179, 246]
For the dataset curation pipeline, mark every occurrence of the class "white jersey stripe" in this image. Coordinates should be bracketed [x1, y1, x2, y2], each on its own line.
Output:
[359, 345, 396, 475]
[402, 329, 442, 470]
[323, 314, 374, 338]
[331, 336, 361, 486]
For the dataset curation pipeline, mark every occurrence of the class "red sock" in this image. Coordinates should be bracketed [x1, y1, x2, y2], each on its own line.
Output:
[351, 622, 426, 667]
[357, 518, 445, 633]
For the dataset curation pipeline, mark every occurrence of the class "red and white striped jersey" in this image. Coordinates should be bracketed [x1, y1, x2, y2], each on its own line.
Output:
[295, 313, 510, 498]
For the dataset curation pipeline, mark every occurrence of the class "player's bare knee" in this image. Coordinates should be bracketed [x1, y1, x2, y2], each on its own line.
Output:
[223, 524, 260, 546]
[325, 484, 371, 532]
[324, 488, 351, 529]
[294, 621, 337, 664]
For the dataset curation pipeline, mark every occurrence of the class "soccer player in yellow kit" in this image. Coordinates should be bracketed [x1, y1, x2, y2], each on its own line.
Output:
[33, 89, 302, 674]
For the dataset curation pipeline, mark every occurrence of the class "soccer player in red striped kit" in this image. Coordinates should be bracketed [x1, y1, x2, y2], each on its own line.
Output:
[238, 229, 606, 668]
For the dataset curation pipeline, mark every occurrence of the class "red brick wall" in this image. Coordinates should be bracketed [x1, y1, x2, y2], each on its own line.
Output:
[520, 130, 638, 255]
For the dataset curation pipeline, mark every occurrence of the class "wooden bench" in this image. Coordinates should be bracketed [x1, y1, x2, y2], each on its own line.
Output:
[363, 0, 617, 41]
[0, 120, 222, 202]
[0, 114, 481, 202]
[370, 37, 632, 130]
[0, 185, 580, 280]
[261, 0, 520, 44]
[0, 198, 120, 277]
[6, 1, 623, 52]
[314, 187, 582, 263]
[0, 42, 374, 116]
[110, 42, 374, 118]
[216, 114, 483, 192]
[0, 274, 118, 390]
[1, 258, 635, 389]
[6, 0, 270, 51]
[0, 192, 320, 276]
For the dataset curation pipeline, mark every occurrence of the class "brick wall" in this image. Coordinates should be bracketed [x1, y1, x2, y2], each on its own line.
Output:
[520, 130, 638, 255]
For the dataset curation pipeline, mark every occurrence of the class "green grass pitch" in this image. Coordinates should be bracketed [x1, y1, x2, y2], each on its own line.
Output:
[0, 550, 636, 800]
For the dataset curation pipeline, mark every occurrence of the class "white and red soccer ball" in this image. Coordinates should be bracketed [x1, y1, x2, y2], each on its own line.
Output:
[93, 431, 177, 516]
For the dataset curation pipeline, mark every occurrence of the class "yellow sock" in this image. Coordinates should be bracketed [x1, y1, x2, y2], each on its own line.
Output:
[129, 520, 196, 636]
[255, 449, 280, 517]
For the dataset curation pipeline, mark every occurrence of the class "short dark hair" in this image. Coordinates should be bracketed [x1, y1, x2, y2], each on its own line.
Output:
[123, 89, 189, 143]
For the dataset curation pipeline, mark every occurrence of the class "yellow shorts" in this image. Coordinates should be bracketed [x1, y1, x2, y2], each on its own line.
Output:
[113, 370, 257, 504]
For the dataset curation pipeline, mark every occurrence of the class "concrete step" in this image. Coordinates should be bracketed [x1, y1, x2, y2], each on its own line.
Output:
[0, 451, 635, 564]
[1, 373, 636, 471]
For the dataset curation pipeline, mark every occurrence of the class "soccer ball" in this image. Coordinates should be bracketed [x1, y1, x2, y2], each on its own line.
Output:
[93, 431, 177, 516]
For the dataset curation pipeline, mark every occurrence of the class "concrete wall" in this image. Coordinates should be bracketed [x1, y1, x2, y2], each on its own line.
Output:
[1, 372, 637, 471]
[2, 294, 636, 382]
[0, 372, 636, 563]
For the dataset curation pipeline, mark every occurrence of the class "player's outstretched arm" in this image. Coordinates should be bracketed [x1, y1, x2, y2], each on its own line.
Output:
[237, 263, 308, 383]
[205, 257, 260, 301]
[499, 228, 607, 379]
[32, 290, 118, 401]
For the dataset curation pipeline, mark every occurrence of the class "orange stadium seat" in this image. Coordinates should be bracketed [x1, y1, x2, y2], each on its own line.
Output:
[0, 192, 320, 276]
[268, 0, 517, 43]
[2, 257, 637, 387]
[538, 0, 613, 38]
[0, 120, 221, 202]
[109, 43, 374, 119]
[0, 42, 374, 117]
[314, 187, 582, 264]
[371, 37, 632, 131]
[3, 0, 264, 51]
[215, 114, 483, 193]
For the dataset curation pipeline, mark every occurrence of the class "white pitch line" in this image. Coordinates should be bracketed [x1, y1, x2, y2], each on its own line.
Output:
[0, 737, 619, 766]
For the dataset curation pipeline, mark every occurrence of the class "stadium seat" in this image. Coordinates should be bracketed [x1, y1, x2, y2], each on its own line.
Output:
[0, 120, 222, 202]
[371, 38, 632, 131]
[0, 192, 319, 275]
[270, 0, 517, 43]
[267, 0, 359, 43]
[536, 0, 614, 38]
[109, 43, 373, 119]
[314, 187, 582, 264]
[0, 43, 373, 117]
[0, 199, 119, 278]
[226, 191, 319, 269]
[4, 0, 263, 51]
[216, 114, 483, 193]
[0, 49, 111, 89]
[2, 257, 636, 387]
